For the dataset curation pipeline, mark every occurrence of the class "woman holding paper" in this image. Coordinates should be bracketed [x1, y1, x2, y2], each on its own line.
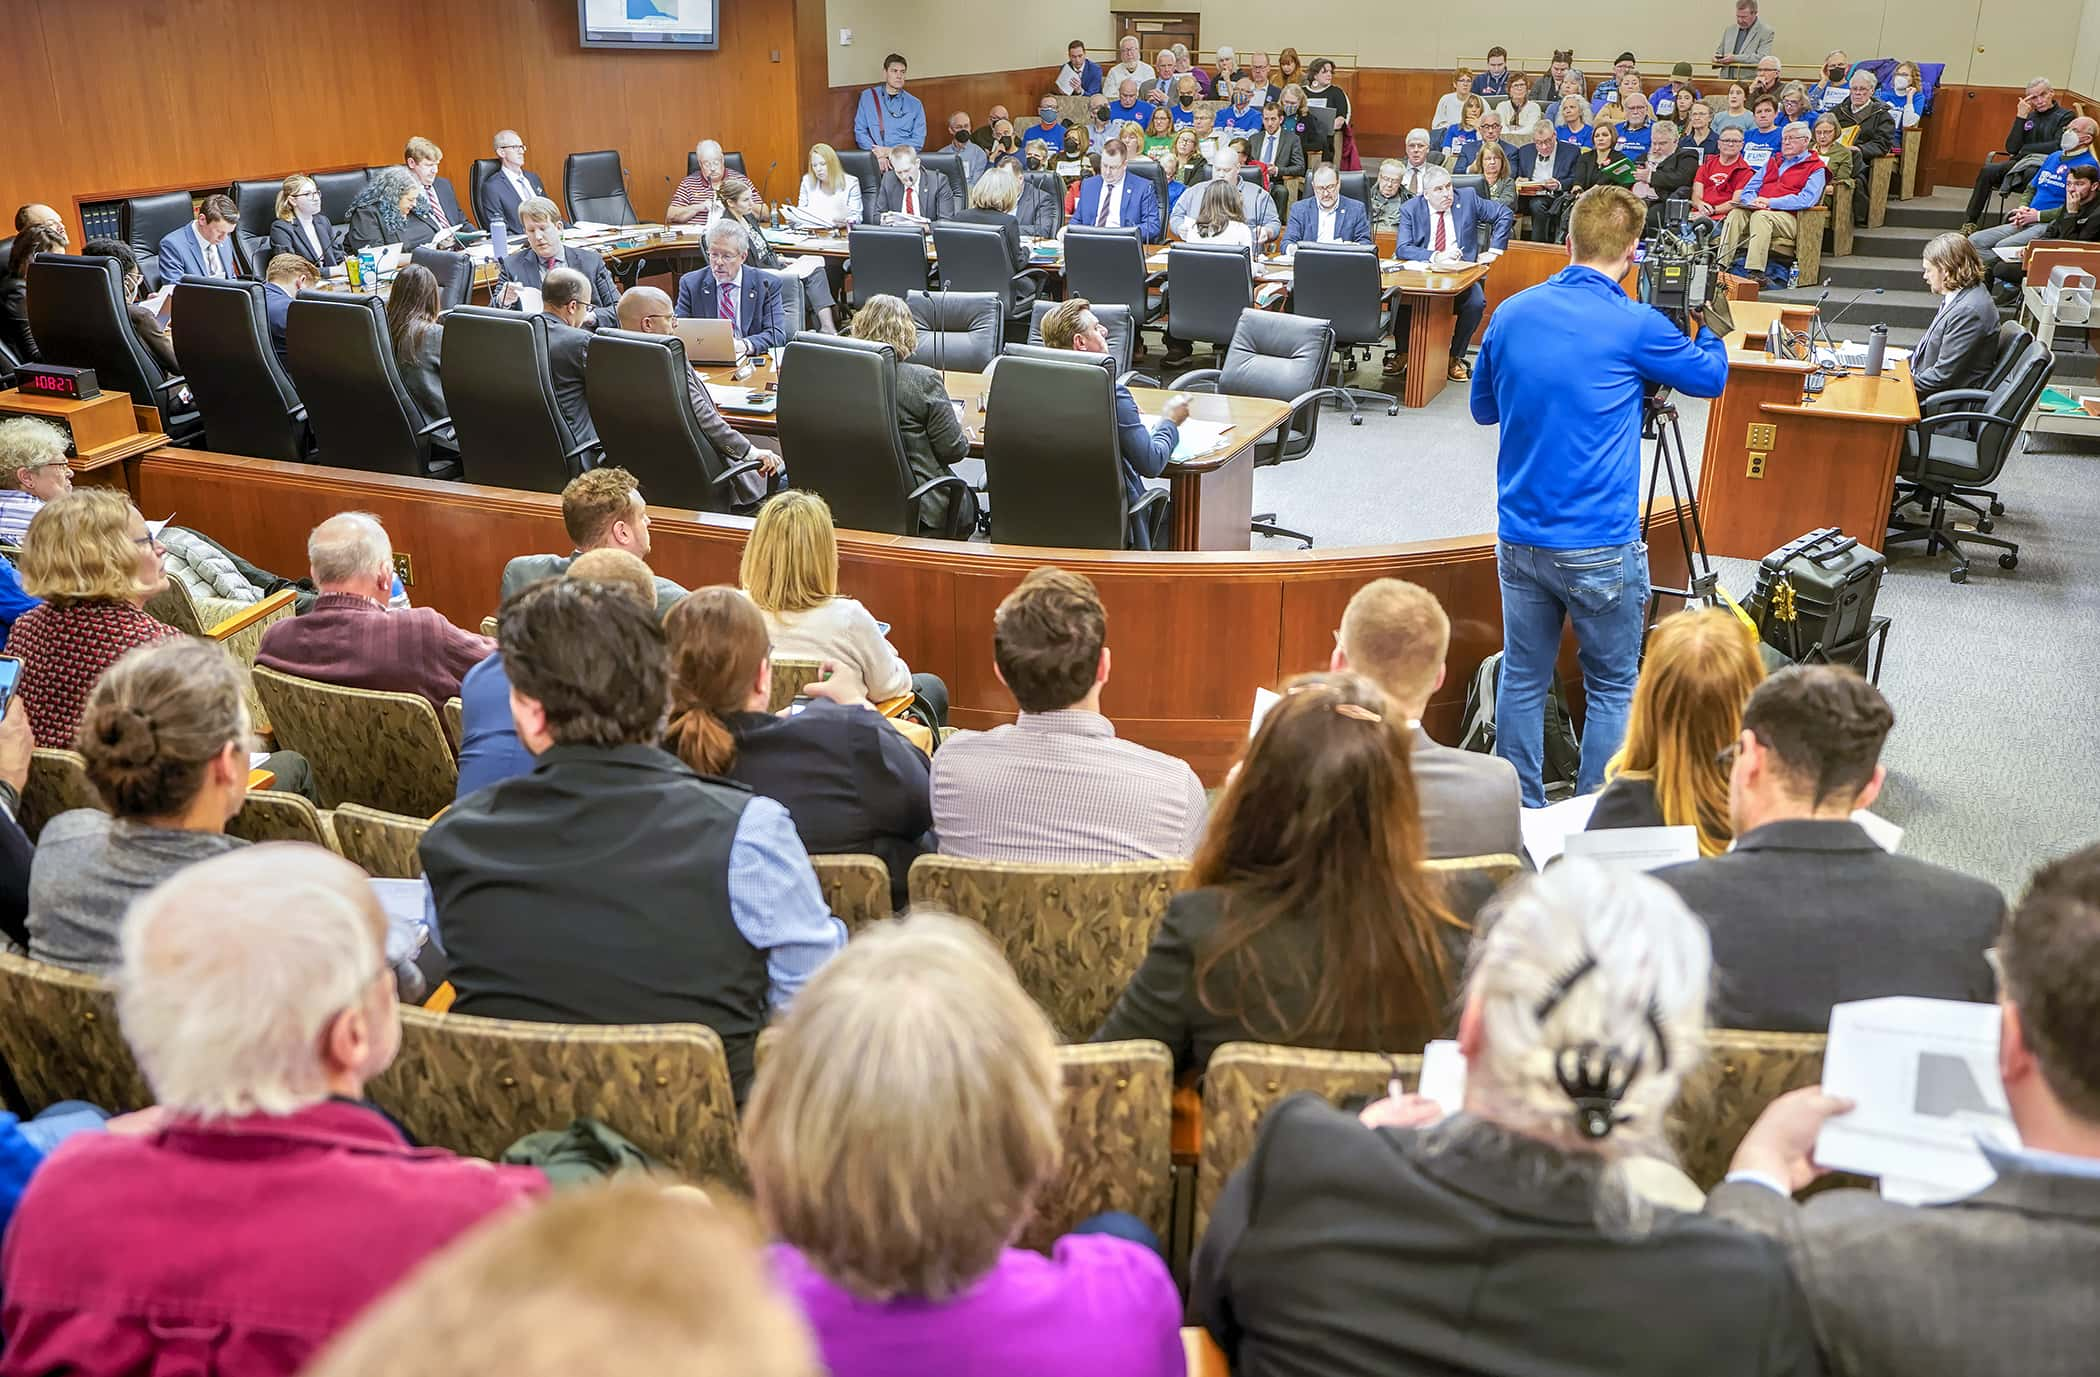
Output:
[719, 176, 839, 334]
[796, 143, 863, 229]
[1093, 672, 1481, 1075]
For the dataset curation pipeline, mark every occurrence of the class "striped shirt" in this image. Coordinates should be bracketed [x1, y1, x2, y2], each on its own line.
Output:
[929, 709, 1207, 864]
[0, 492, 43, 547]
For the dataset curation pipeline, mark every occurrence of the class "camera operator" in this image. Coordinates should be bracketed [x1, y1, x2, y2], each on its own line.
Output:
[1469, 184, 1729, 806]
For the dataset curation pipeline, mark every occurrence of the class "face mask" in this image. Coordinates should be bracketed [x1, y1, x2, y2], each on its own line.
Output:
[1041, 111, 1058, 123]
[1893, 75, 1911, 92]
[1283, 102, 1299, 114]
[1180, 94, 1194, 107]
[1828, 66, 1846, 81]
[2065, 131, 2084, 152]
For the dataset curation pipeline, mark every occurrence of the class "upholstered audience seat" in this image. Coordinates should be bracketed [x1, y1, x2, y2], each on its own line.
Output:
[224, 790, 334, 849]
[21, 749, 104, 843]
[330, 802, 431, 880]
[251, 668, 457, 817]
[1671, 1028, 1828, 1190]
[808, 854, 895, 933]
[0, 951, 153, 1113]
[1016, 1040, 1176, 1250]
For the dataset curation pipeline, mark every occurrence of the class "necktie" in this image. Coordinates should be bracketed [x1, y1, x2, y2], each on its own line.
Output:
[1264, 134, 1277, 163]
[1434, 213, 1448, 253]
[205, 240, 222, 277]
[427, 192, 450, 230]
[905, 181, 917, 217]
[719, 279, 739, 337]
[543, 256, 559, 273]
[1097, 185, 1111, 226]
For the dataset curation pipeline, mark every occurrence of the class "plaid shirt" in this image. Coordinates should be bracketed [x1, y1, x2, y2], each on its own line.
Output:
[929, 709, 1207, 864]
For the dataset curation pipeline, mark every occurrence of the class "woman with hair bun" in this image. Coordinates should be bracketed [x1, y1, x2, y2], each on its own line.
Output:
[1190, 860, 1822, 1377]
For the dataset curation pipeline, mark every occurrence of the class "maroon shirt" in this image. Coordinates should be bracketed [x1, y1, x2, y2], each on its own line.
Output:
[0, 1099, 544, 1377]
[257, 592, 493, 710]
[2, 600, 181, 748]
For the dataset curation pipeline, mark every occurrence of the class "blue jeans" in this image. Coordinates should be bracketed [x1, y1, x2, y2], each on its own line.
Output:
[1495, 539, 1649, 806]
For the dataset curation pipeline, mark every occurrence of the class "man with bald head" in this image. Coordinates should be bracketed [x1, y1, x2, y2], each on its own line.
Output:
[616, 285, 780, 507]
[258, 511, 493, 708]
[10, 204, 65, 250]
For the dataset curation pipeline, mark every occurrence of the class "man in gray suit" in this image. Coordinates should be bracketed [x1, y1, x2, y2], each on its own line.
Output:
[539, 268, 600, 459]
[1912, 231, 2004, 402]
[1169, 145, 1281, 247]
[499, 466, 687, 619]
[1713, 0, 1776, 82]
[1655, 666, 2003, 1031]
[1708, 840, 2100, 1376]
[1331, 578, 1523, 860]
[877, 146, 956, 222]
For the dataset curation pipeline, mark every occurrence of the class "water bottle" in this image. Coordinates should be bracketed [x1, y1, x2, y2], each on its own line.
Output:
[345, 254, 364, 290]
[1787, 261, 1800, 289]
[490, 215, 508, 262]
[1863, 322, 1888, 377]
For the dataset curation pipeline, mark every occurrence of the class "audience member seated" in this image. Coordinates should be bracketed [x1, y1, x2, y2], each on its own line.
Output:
[1368, 157, 1411, 230]
[677, 218, 790, 360]
[854, 54, 926, 161]
[1715, 0, 1775, 79]
[1712, 83, 1756, 135]
[257, 511, 492, 709]
[930, 566, 1203, 861]
[1082, 100, 1119, 155]
[1023, 98, 1068, 159]
[1633, 121, 1701, 226]
[537, 267, 601, 448]
[1614, 93, 1657, 160]
[0, 558, 36, 645]
[500, 466, 690, 618]
[1586, 608, 1763, 854]
[458, 546, 656, 799]
[750, 912, 1182, 1374]
[1106, 77, 1156, 133]
[1654, 666, 2004, 1029]
[1471, 46, 1511, 99]
[1691, 126, 1755, 225]
[26, 638, 305, 972]
[1103, 35, 1155, 96]
[1251, 102, 1307, 197]
[1717, 120, 1826, 287]
[1190, 859, 1820, 1377]
[1988, 165, 2100, 295]
[665, 586, 932, 910]
[77, 237, 180, 373]
[668, 139, 732, 226]
[1216, 79, 1262, 137]
[1057, 37, 1105, 97]
[799, 142, 864, 228]
[942, 111, 991, 186]
[0, 416, 71, 545]
[4, 489, 178, 748]
[877, 145, 955, 223]
[1498, 72, 1544, 137]
[501, 196, 620, 330]
[1169, 128, 1208, 186]
[1518, 124, 1582, 240]
[1707, 841, 2100, 1375]
[1745, 55, 1784, 106]
[1880, 60, 1927, 129]
[1552, 94, 1592, 147]
[346, 167, 454, 254]
[1331, 578, 1521, 856]
[157, 193, 240, 285]
[1970, 115, 2099, 263]
[1808, 50, 1854, 112]
[306, 1183, 821, 1377]
[1591, 53, 1640, 107]
[385, 262, 452, 442]
[0, 223, 64, 362]
[1096, 671, 1471, 1075]
[1040, 298, 1186, 547]
[260, 252, 321, 368]
[423, 577, 844, 1100]
[1741, 94, 1785, 168]
[1441, 94, 1486, 161]
[0, 844, 546, 1377]
[1684, 98, 1719, 154]
[1471, 141, 1520, 226]
[1965, 78, 2076, 232]
[1282, 165, 1372, 248]
[1809, 113, 1854, 201]
[1143, 106, 1176, 155]
[616, 286, 783, 505]
[1169, 146, 1281, 248]
[741, 490, 950, 714]
[1396, 167, 1510, 380]
[269, 173, 344, 270]
[483, 129, 546, 232]
[1457, 111, 1519, 174]
[1654, 63, 1703, 124]
[1831, 70, 1899, 226]
[1244, 52, 1281, 104]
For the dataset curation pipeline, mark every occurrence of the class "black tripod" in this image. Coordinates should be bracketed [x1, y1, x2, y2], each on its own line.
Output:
[1640, 387, 1720, 630]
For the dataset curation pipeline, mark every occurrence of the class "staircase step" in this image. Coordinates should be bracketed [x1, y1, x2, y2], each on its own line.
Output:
[1812, 255, 1930, 291]
[1757, 285, 1944, 329]
[1849, 225, 1941, 257]
[1882, 201, 1971, 230]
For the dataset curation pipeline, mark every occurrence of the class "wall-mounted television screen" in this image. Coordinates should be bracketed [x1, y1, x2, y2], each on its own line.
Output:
[578, 0, 719, 50]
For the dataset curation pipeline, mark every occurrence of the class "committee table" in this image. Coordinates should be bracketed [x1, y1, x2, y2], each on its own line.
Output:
[695, 358, 1294, 551]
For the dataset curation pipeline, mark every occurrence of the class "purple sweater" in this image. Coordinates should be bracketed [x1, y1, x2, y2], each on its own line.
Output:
[772, 1235, 1183, 1377]
[257, 592, 493, 710]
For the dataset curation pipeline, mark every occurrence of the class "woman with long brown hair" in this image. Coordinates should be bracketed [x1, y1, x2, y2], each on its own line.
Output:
[664, 586, 931, 908]
[1585, 607, 1764, 855]
[384, 262, 451, 436]
[1094, 672, 1482, 1074]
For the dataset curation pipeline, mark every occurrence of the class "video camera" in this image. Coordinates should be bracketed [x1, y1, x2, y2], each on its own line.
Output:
[1639, 213, 1724, 336]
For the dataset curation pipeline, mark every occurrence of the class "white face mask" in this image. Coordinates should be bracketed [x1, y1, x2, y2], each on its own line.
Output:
[2065, 131, 2085, 153]
[1893, 75, 1911, 93]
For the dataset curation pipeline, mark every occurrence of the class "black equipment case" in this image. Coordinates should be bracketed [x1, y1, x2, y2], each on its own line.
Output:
[1746, 527, 1886, 671]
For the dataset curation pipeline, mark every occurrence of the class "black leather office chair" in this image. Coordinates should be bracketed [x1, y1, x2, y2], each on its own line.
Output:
[908, 291, 1001, 372]
[1888, 338, 2049, 582]
[1171, 310, 1339, 548]
[931, 223, 1048, 329]
[981, 351, 1165, 549]
[1064, 226, 1167, 334]
[123, 191, 197, 292]
[1023, 170, 1068, 231]
[1126, 158, 1172, 219]
[1898, 321, 2032, 530]
[835, 151, 884, 224]
[0, 331, 21, 382]
[411, 246, 475, 309]
[1237, 166, 1268, 192]
[1451, 174, 1488, 197]
[847, 226, 933, 305]
[0, 237, 15, 276]
[440, 305, 599, 492]
[1026, 300, 1143, 379]
[26, 254, 203, 444]
[776, 334, 972, 536]
[169, 278, 311, 461]
[564, 151, 639, 225]
[234, 231, 274, 280]
[229, 180, 282, 239]
[1164, 243, 1253, 356]
[920, 152, 967, 207]
[1290, 244, 1398, 417]
[468, 159, 501, 230]
[585, 328, 766, 513]
[1338, 170, 1370, 209]
[285, 293, 457, 478]
[313, 170, 371, 228]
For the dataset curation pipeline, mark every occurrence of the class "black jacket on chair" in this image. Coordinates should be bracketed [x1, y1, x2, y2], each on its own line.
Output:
[950, 207, 1028, 271]
[1654, 819, 2003, 1031]
[0, 271, 34, 363]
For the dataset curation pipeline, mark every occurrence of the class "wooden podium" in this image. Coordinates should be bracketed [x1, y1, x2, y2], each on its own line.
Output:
[1695, 314, 1919, 560]
[0, 386, 166, 479]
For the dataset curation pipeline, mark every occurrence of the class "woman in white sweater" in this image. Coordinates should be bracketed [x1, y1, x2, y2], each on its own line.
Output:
[798, 142, 864, 228]
[740, 490, 948, 721]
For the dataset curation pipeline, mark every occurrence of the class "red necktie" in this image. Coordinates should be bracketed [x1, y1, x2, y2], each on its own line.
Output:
[543, 256, 559, 273]
[905, 181, 917, 217]
[1434, 213, 1448, 252]
[719, 279, 739, 336]
[427, 193, 449, 229]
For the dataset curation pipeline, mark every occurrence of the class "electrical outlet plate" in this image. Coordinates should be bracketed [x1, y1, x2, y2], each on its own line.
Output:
[1746, 422, 1776, 448]
[1746, 452, 1767, 479]
[391, 552, 413, 585]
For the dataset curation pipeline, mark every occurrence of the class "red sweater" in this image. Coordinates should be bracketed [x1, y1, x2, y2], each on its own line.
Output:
[257, 592, 493, 710]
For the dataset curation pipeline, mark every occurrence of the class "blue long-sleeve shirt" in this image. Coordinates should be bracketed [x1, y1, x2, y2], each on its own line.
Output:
[1739, 151, 1828, 209]
[1215, 104, 1263, 136]
[1471, 265, 1730, 549]
[0, 558, 42, 640]
[854, 85, 927, 152]
[1107, 98, 1157, 129]
[2027, 148, 2099, 213]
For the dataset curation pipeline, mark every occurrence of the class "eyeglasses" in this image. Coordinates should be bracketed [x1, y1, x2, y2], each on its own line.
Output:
[500, 142, 526, 151]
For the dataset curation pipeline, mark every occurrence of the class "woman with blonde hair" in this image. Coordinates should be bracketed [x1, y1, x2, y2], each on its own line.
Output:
[954, 164, 1033, 284]
[740, 487, 948, 719]
[1442, 93, 1486, 160]
[267, 172, 344, 269]
[664, 586, 931, 909]
[843, 295, 976, 540]
[748, 912, 1183, 1372]
[797, 141, 862, 229]
[4, 488, 176, 747]
[1170, 126, 1208, 183]
[1586, 608, 1765, 855]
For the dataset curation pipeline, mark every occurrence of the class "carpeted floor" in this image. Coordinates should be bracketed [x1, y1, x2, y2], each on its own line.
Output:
[1236, 363, 2100, 896]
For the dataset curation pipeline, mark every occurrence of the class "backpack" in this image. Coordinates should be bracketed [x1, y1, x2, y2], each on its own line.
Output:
[1457, 652, 1583, 797]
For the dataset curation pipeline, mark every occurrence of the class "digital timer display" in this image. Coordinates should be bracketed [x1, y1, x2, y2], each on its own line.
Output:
[14, 365, 99, 400]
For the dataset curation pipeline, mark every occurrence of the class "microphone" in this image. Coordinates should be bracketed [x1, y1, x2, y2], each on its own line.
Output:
[934, 274, 951, 382]
[1821, 283, 1884, 333]
[759, 160, 779, 209]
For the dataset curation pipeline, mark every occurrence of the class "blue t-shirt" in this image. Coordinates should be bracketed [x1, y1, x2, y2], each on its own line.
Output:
[1169, 102, 1202, 126]
[1215, 104, 1263, 135]
[2030, 149, 2099, 213]
[1472, 266, 1730, 549]
[1741, 125, 1784, 168]
[1615, 121, 1654, 159]
[0, 559, 42, 641]
[454, 651, 535, 800]
[1106, 99, 1156, 129]
[1021, 120, 1067, 153]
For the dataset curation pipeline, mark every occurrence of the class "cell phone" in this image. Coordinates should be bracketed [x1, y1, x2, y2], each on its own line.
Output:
[785, 696, 813, 716]
[0, 655, 21, 719]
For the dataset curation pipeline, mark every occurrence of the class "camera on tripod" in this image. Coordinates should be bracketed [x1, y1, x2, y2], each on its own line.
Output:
[1638, 214, 1723, 337]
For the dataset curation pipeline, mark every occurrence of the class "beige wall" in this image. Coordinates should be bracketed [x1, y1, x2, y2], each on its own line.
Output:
[825, 0, 2083, 90]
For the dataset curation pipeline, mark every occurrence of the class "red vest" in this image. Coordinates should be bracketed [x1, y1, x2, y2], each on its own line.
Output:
[1757, 151, 1826, 203]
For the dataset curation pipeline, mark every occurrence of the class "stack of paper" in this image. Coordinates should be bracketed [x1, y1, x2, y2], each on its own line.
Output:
[705, 383, 776, 414]
[1139, 415, 1232, 462]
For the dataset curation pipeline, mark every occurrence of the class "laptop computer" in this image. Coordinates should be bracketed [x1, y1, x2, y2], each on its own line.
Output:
[671, 317, 740, 365]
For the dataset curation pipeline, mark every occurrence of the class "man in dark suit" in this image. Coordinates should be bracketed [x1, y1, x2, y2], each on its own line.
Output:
[539, 268, 600, 456]
[1282, 165, 1373, 248]
[673, 219, 788, 357]
[876, 147, 956, 223]
[1655, 666, 2004, 1031]
[617, 286, 781, 507]
[1831, 69, 1899, 225]
[1396, 168, 1512, 378]
[403, 135, 469, 229]
[1041, 297, 1188, 550]
[483, 129, 546, 231]
[1516, 123, 1583, 240]
[501, 196, 619, 331]
[260, 253, 320, 369]
[1331, 578, 1521, 859]
[1453, 113, 1519, 174]
[1069, 140, 1162, 239]
[1014, 164, 1062, 237]
[1251, 102, 1307, 213]
[419, 577, 846, 1101]
[1708, 840, 2100, 1376]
